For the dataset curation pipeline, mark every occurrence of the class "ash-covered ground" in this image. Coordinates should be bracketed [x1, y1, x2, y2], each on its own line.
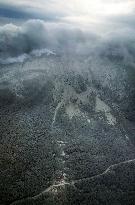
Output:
[0, 52, 135, 205]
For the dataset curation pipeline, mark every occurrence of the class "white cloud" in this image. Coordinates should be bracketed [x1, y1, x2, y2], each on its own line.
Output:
[0, 0, 135, 67]
[1, 0, 135, 21]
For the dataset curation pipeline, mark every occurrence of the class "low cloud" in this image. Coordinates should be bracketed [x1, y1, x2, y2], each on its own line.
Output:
[0, 16, 135, 66]
[0, 12, 135, 120]
[0, 20, 51, 59]
[0, 19, 99, 62]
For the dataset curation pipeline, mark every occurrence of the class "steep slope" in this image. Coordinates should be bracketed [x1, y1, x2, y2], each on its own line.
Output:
[0, 54, 135, 205]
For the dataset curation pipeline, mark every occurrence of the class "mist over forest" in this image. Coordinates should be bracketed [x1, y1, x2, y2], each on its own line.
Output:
[0, 1, 135, 205]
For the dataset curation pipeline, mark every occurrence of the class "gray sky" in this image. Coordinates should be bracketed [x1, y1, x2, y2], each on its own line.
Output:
[0, 0, 134, 23]
[0, 0, 135, 61]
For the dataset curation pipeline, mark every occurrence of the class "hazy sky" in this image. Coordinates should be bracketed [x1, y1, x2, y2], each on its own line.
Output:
[0, 0, 134, 22]
[0, 0, 135, 79]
